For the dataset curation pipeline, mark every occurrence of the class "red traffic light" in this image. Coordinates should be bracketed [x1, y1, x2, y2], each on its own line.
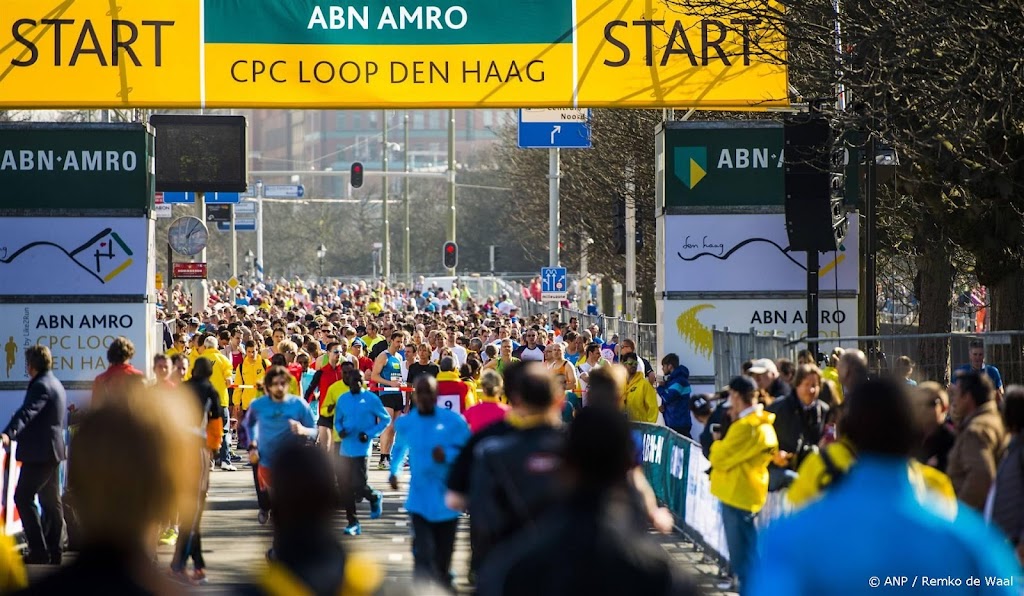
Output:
[350, 162, 364, 188]
[443, 241, 458, 269]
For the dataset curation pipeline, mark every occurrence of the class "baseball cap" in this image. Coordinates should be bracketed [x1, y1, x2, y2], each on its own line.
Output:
[690, 395, 713, 416]
[747, 358, 778, 376]
[189, 317, 200, 325]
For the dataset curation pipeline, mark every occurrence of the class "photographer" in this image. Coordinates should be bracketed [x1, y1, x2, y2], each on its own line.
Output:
[334, 369, 391, 536]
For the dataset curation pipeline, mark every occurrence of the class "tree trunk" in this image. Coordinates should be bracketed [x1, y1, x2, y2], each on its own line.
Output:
[986, 270, 1024, 384]
[916, 240, 954, 384]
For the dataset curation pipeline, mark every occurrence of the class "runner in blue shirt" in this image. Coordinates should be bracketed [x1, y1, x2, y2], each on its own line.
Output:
[389, 375, 470, 589]
[243, 365, 317, 525]
[334, 370, 391, 536]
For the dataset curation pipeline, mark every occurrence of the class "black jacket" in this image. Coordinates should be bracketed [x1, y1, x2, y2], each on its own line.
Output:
[4, 371, 66, 464]
[766, 393, 828, 466]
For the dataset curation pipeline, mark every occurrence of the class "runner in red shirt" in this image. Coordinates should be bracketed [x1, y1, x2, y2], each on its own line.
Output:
[435, 357, 471, 416]
[92, 337, 145, 404]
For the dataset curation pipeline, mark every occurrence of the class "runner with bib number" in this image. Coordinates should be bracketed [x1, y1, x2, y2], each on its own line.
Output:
[435, 356, 472, 418]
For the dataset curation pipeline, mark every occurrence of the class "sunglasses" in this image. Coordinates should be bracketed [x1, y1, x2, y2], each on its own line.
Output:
[331, 350, 343, 354]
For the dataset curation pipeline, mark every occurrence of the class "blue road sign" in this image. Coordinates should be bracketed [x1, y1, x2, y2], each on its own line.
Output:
[541, 267, 568, 294]
[161, 191, 241, 204]
[218, 221, 256, 232]
[518, 109, 592, 149]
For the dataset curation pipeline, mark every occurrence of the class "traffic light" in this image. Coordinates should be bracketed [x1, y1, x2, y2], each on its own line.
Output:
[443, 241, 458, 269]
[350, 162, 364, 188]
[612, 193, 627, 255]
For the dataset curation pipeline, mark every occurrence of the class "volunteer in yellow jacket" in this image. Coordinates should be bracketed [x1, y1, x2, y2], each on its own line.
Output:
[623, 355, 659, 423]
[709, 376, 779, 593]
[198, 335, 236, 471]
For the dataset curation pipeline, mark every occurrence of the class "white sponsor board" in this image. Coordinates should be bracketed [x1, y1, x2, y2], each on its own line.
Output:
[664, 213, 858, 293]
[0, 217, 150, 295]
[0, 303, 151, 384]
[663, 298, 859, 379]
[0, 390, 90, 435]
[684, 443, 730, 560]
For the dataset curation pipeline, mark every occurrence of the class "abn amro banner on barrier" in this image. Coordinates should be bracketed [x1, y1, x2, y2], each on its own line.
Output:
[0, 0, 788, 109]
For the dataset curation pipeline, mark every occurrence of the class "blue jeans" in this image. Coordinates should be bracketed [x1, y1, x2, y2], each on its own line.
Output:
[768, 466, 798, 492]
[721, 503, 758, 592]
[216, 414, 231, 464]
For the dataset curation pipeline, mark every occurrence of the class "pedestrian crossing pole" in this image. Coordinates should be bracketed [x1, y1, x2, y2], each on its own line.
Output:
[382, 109, 391, 282]
[403, 111, 411, 285]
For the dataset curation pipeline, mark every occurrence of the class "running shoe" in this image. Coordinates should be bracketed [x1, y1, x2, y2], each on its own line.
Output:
[220, 461, 238, 472]
[158, 527, 178, 546]
[343, 523, 362, 536]
[192, 569, 208, 585]
[377, 459, 388, 470]
[257, 509, 269, 525]
[167, 568, 195, 586]
[370, 490, 384, 519]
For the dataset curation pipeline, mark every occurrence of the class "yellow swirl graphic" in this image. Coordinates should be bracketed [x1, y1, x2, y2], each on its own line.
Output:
[676, 304, 714, 359]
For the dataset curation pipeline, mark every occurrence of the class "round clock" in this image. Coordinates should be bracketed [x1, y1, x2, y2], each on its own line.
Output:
[167, 216, 209, 257]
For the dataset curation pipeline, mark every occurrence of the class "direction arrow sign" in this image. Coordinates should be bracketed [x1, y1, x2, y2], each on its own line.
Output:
[518, 109, 592, 149]
[263, 185, 304, 198]
[540, 266, 568, 301]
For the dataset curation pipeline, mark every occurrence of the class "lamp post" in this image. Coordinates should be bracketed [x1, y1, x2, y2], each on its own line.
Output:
[316, 244, 327, 284]
[245, 249, 255, 281]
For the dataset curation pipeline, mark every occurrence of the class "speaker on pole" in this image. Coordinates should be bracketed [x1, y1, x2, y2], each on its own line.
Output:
[783, 116, 848, 253]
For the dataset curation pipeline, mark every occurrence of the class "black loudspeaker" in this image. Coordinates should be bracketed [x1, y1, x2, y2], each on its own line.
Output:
[784, 117, 847, 252]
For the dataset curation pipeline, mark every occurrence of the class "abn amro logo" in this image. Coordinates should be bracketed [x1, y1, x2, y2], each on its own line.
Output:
[674, 147, 708, 190]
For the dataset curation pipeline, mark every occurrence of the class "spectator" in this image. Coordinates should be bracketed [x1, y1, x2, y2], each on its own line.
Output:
[766, 364, 829, 492]
[836, 348, 868, 396]
[915, 382, 955, 472]
[708, 375, 779, 593]
[947, 370, 1006, 511]
[956, 339, 1004, 402]
[622, 354, 658, 424]
[657, 354, 692, 436]
[747, 378, 1021, 596]
[1, 346, 66, 565]
[776, 358, 796, 387]
[988, 386, 1024, 565]
[477, 407, 700, 596]
[688, 395, 714, 444]
[896, 355, 917, 386]
[747, 358, 790, 399]
[620, 339, 655, 385]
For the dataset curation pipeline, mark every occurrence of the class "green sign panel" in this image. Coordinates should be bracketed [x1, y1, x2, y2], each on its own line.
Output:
[662, 122, 861, 208]
[0, 123, 154, 211]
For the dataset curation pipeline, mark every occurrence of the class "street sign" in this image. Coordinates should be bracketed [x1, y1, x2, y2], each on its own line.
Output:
[234, 200, 257, 215]
[518, 109, 592, 149]
[217, 219, 255, 232]
[154, 203, 173, 219]
[173, 262, 208, 279]
[540, 267, 568, 301]
[263, 185, 304, 198]
[207, 204, 232, 224]
[161, 191, 241, 204]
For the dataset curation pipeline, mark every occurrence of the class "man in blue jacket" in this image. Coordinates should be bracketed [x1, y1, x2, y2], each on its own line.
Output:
[658, 354, 692, 437]
[389, 375, 470, 589]
[334, 369, 390, 536]
[748, 378, 1022, 596]
[1, 345, 66, 565]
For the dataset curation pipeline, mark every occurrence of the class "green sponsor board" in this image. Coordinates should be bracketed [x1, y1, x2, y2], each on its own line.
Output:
[204, 0, 572, 46]
[662, 122, 861, 208]
[0, 124, 154, 212]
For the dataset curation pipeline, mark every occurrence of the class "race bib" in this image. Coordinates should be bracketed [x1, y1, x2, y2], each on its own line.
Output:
[437, 394, 461, 415]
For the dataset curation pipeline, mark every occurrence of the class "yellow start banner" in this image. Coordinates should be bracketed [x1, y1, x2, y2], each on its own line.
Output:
[0, 1, 788, 109]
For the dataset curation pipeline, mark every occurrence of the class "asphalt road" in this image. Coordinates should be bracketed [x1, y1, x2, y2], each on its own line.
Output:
[28, 457, 736, 595]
